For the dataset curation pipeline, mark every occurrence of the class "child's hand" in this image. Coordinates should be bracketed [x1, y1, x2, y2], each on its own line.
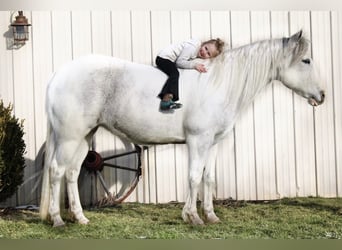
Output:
[195, 63, 207, 73]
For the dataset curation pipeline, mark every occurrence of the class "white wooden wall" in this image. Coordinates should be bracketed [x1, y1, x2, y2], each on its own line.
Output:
[0, 10, 341, 206]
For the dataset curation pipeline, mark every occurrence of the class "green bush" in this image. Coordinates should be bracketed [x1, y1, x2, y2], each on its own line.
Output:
[0, 100, 26, 202]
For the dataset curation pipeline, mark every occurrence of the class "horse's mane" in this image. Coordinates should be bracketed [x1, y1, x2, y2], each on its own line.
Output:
[205, 35, 309, 110]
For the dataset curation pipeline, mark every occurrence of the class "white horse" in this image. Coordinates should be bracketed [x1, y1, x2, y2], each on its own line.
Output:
[40, 30, 325, 227]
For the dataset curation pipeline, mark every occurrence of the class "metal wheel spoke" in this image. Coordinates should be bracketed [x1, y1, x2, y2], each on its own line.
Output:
[95, 170, 112, 197]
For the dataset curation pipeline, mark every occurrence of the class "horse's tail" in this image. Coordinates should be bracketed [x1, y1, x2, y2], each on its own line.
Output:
[40, 72, 57, 220]
[39, 119, 55, 220]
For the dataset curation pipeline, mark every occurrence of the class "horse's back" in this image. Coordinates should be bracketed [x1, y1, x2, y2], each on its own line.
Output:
[46, 55, 186, 143]
[49, 55, 167, 98]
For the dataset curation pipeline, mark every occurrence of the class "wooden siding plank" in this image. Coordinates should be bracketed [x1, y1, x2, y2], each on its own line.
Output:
[311, 11, 337, 197]
[131, 11, 152, 65]
[71, 11, 92, 59]
[51, 11, 72, 70]
[31, 11, 53, 204]
[91, 10, 112, 56]
[151, 11, 171, 62]
[250, 11, 277, 200]
[331, 11, 342, 197]
[216, 133, 236, 200]
[190, 11, 211, 39]
[31, 11, 52, 151]
[270, 11, 297, 198]
[111, 11, 132, 61]
[155, 145, 177, 203]
[146, 146, 157, 203]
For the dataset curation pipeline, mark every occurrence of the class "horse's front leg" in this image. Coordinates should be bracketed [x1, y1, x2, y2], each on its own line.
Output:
[202, 144, 220, 224]
[182, 134, 212, 225]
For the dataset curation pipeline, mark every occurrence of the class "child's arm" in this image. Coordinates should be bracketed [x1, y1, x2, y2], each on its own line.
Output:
[175, 43, 198, 69]
[176, 48, 207, 73]
[175, 39, 207, 73]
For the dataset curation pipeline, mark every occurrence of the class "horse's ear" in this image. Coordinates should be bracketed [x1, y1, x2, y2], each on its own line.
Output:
[290, 30, 303, 43]
[287, 30, 309, 65]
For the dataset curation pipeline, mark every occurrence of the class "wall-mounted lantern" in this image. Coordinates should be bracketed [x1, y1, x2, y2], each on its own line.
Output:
[11, 11, 31, 45]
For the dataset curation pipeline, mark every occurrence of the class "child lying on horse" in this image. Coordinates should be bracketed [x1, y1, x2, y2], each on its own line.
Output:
[156, 38, 225, 110]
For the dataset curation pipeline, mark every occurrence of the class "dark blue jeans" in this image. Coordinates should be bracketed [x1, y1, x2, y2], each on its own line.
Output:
[156, 56, 180, 101]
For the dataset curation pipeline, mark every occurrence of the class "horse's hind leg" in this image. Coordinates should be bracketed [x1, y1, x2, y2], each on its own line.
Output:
[65, 138, 90, 225]
[49, 140, 79, 227]
[49, 138, 89, 227]
[49, 155, 66, 227]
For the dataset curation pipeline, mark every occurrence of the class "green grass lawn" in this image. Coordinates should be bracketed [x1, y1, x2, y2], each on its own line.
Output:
[1, 197, 342, 239]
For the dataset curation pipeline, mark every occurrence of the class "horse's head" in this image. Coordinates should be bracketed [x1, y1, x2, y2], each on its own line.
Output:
[279, 30, 325, 106]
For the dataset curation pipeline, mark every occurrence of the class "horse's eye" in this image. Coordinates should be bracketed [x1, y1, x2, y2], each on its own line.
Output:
[302, 58, 311, 64]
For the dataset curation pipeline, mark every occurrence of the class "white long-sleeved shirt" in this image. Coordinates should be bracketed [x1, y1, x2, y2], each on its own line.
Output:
[157, 38, 201, 69]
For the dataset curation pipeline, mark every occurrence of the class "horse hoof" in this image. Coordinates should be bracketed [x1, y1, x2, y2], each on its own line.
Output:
[191, 218, 204, 226]
[53, 220, 66, 227]
[78, 217, 89, 225]
[182, 212, 191, 224]
[205, 213, 221, 224]
[189, 214, 204, 226]
[182, 210, 204, 225]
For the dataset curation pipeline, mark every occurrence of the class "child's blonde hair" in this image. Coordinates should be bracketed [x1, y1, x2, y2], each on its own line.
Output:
[203, 38, 225, 57]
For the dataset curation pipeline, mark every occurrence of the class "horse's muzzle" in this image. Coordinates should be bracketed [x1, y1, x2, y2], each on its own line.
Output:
[308, 90, 325, 106]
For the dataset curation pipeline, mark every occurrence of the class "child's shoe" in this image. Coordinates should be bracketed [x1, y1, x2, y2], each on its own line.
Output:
[160, 100, 182, 110]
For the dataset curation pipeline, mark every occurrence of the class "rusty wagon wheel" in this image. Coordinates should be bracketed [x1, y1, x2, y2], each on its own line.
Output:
[81, 144, 146, 206]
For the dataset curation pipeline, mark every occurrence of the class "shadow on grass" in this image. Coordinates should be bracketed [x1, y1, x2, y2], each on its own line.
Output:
[214, 197, 342, 215]
[0, 208, 41, 224]
[278, 197, 342, 214]
[0, 207, 85, 226]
